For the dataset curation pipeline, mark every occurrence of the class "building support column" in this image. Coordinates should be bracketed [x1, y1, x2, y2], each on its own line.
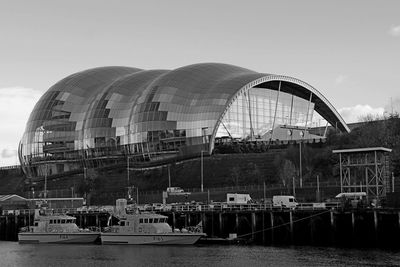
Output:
[5, 216, 8, 240]
[211, 213, 214, 237]
[351, 212, 355, 240]
[202, 213, 206, 235]
[251, 212, 256, 241]
[172, 212, 176, 231]
[262, 211, 265, 244]
[235, 213, 239, 233]
[289, 211, 294, 244]
[374, 210, 378, 244]
[219, 213, 223, 236]
[270, 81, 281, 143]
[270, 212, 274, 244]
[330, 211, 335, 245]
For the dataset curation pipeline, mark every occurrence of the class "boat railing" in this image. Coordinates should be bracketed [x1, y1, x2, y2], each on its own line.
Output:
[14, 208, 79, 216]
[86, 226, 101, 232]
[185, 225, 203, 233]
[19, 226, 30, 232]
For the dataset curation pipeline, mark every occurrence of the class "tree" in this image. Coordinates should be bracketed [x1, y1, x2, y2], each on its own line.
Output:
[230, 166, 241, 186]
[77, 168, 98, 205]
[278, 159, 297, 188]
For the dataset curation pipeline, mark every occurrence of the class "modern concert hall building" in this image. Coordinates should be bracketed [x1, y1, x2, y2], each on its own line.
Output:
[19, 63, 349, 179]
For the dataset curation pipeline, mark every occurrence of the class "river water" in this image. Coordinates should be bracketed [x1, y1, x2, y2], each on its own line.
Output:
[1, 241, 400, 267]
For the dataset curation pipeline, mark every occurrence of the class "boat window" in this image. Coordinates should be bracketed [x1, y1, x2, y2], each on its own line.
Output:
[50, 220, 53, 224]
[144, 219, 148, 223]
[61, 220, 66, 224]
[139, 219, 143, 223]
[153, 218, 159, 223]
[120, 221, 125, 226]
[34, 222, 38, 226]
[57, 220, 61, 224]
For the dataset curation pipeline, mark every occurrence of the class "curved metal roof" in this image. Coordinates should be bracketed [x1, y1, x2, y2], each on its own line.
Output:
[21, 63, 349, 163]
[24, 66, 142, 133]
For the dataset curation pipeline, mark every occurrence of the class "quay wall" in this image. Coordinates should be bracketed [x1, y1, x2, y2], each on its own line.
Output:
[1, 209, 400, 248]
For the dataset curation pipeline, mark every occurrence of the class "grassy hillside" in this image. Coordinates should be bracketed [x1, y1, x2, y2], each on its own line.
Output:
[2, 116, 399, 205]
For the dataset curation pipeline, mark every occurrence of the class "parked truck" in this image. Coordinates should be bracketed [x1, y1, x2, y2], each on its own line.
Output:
[226, 193, 252, 205]
[272, 195, 298, 208]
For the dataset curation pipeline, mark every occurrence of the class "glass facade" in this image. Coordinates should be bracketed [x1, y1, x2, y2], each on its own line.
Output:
[216, 87, 327, 141]
[19, 63, 348, 178]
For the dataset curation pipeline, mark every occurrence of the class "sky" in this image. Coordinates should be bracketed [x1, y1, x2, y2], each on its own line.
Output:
[0, 0, 399, 166]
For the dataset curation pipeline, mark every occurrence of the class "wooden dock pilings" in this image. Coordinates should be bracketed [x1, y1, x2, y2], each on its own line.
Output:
[2, 209, 400, 247]
[167, 209, 400, 247]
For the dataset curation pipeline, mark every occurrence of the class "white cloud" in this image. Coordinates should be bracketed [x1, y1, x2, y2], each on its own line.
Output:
[1, 149, 17, 158]
[335, 74, 347, 84]
[0, 86, 42, 166]
[389, 25, 400, 37]
[338, 105, 385, 123]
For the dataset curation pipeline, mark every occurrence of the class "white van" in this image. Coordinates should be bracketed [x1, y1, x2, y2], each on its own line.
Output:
[226, 193, 252, 205]
[273, 195, 298, 208]
[166, 187, 184, 193]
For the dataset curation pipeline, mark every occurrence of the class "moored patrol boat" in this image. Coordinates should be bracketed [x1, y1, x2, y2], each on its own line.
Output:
[101, 199, 205, 245]
[18, 211, 100, 244]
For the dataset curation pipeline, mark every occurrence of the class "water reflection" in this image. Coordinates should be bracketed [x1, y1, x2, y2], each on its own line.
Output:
[2, 242, 400, 267]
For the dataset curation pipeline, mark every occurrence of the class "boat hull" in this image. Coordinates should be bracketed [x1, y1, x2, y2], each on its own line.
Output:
[18, 232, 100, 244]
[101, 233, 204, 245]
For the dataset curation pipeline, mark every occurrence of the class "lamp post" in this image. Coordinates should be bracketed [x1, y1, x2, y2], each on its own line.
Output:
[200, 127, 209, 193]
[201, 151, 204, 192]
[168, 164, 171, 188]
[136, 186, 139, 204]
[292, 176, 296, 197]
[299, 141, 303, 188]
[127, 156, 132, 200]
[316, 175, 320, 202]
[127, 156, 139, 203]
[201, 150, 208, 192]
[44, 164, 48, 199]
[127, 156, 130, 188]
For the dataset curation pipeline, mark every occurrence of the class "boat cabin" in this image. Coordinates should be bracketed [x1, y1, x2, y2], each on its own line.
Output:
[29, 215, 81, 233]
[112, 213, 172, 234]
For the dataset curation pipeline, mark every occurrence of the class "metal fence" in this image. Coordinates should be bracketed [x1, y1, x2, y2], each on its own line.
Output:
[141, 181, 340, 196]
[168, 202, 341, 212]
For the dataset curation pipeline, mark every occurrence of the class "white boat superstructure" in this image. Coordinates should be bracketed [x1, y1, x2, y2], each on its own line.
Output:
[101, 212, 205, 245]
[18, 213, 99, 244]
[101, 199, 205, 245]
